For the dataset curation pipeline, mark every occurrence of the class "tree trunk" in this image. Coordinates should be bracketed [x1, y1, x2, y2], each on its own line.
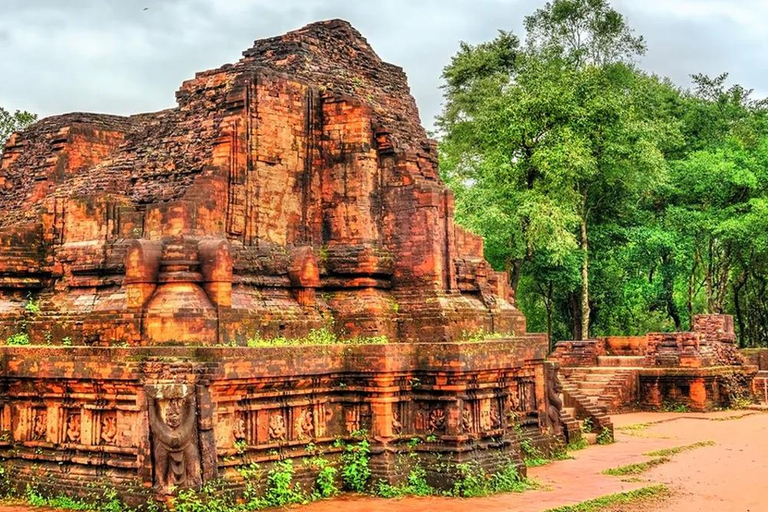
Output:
[733, 272, 747, 347]
[662, 254, 682, 331]
[507, 257, 523, 304]
[545, 280, 554, 353]
[579, 216, 590, 340]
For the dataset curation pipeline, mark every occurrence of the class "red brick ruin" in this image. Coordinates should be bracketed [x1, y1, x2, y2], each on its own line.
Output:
[0, 20, 570, 501]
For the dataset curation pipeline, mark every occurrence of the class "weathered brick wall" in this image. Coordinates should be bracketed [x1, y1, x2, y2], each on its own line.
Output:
[0, 20, 526, 345]
[0, 337, 558, 499]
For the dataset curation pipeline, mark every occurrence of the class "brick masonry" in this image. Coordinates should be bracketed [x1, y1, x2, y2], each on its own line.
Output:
[0, 20, 561, 500]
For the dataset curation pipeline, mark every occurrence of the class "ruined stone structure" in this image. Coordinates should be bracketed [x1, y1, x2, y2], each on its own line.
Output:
[551, 314, 757, 413]
[0, 20, 564, 501]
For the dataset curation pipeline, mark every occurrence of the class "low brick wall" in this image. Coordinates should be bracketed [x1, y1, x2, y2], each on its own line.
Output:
[0, 337, 561, 502]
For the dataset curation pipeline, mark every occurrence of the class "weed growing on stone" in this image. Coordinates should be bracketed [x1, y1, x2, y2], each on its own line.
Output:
[542, 484, 670, 512]
[644, 440, 715, 457]
[566, 438, 589, 451]
[376, 465, 434, 498]
[449, 462, 534, 497]
[336, 430, 371, 492]
[5, 332, 29, 345]
[596, 427, 614, 445]
[245, 328, 387, 347]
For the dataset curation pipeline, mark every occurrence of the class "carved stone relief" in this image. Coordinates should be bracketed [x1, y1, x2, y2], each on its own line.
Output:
[146, 384, 202, 494]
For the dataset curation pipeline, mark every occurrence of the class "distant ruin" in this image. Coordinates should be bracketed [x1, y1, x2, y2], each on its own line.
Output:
[0, 20, 571, 502]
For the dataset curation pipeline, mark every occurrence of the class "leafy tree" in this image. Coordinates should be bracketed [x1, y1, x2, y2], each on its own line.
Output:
[0, 107, 37, 147]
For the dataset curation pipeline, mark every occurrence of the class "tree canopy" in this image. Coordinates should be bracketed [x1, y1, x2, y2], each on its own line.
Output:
[438, 0, 768, 347]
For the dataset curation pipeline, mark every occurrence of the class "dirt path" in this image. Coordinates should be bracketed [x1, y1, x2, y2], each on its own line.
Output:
[2, 410, 765, 512]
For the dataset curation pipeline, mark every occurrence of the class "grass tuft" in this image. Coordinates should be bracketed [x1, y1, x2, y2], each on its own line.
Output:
[644, 440, 715, 458]
[543, 484, 670, 512]
[602, 457, 670, 476]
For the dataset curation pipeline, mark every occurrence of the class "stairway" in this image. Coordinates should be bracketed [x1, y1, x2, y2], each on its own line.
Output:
[560, 379, 613, 436]
[561, 367, 639, 413]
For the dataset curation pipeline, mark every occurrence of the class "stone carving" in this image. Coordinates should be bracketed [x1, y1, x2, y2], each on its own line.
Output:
[233, 413, 246, 442]
[297, 409, 314, 439]
[428, 408, 446, 433]
[489, 401, 502, 430]
[392, 411, 403, 435]
[100, 413, 117, 445]
[32, 408, 47, 441]
[545, 364, 564, 435]
[268, 414, 286, 441]
[147, 386, 202, 493]
[66, 412, 81, 443]
[462, 405, 473, 433]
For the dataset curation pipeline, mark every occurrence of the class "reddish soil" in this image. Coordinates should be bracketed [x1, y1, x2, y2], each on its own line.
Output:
[3, 409, 766, 512]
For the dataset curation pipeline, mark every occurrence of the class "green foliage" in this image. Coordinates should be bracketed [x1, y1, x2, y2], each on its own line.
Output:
[565, 437, 588, 451]
[602, 457, 669, 476]
[543, 484, 669, 512]
[5, 332, 30, 345]
[246, 328, 387, 347]
[450, 462, 533, 498]
[662, 402, 689, 413]
[438, 0, 768, 346]
[0, 107, 36, 147]
[644, 440, 715, 458]
[376, 465, 434, 498]
[337, 432, 371, 493]
[596, 427, 614, 445]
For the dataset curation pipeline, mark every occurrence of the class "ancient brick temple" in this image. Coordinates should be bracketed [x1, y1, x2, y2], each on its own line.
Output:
[551, 314, 757, 413]
[0, 20, 566, 501]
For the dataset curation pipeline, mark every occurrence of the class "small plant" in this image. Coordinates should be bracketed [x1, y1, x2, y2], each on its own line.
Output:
[566, 437, 589, 451]
[596, 427, 614, 445]
[581, 417, 594, 433]
[256, 459, 306, 508]
[6, 332, 30, 345]
[662, 401, 689, 413]
[450, 461, 532, 498]
[234, 439, 248, 455]
[376, 465, 434, 498]
[24, 298, 41, 316]
[62, 336, 73, 346]
[338, 431, 371, 492]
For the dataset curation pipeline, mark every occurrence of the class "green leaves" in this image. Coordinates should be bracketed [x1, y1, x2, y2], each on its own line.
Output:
[0, 107, 36, 147]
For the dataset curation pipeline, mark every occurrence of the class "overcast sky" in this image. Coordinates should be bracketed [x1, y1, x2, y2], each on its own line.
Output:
[1, 0, 766, 131]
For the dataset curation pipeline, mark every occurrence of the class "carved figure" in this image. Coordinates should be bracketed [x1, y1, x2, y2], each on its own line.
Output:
[32, 409, 47, 440]
[101, 414, 117, 444]
[545, 365, 564, 435]
[147, 394, 202, 492]
[233, 413, 246, 442]
[268, 413, 286, 441]
[462, 405, 473, 432]
[297, 409, 314, 439]
[66, 413, 81, 443]
[392, 411, 403, 435]
[428, 408, 445, 432]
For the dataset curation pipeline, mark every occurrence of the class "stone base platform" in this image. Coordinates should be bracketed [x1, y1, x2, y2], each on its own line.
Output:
[0, 337, 563, 502]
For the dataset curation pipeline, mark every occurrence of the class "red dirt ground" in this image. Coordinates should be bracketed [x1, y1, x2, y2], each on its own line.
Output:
[3, 410, 766, 511]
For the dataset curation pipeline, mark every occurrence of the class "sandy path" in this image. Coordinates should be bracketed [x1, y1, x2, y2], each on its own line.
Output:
[2, 410, 765, 511]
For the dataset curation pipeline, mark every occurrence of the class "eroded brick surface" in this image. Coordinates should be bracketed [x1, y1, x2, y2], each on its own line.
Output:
[0, 20, 524, 346]
[0, 20, 558, 502]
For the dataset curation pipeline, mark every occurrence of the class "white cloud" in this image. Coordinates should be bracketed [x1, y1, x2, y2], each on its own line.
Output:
[0, 0, 766, 129]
